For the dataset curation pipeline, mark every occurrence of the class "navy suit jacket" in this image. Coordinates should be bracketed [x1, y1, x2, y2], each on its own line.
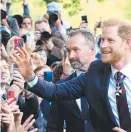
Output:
[29, 60, 131, 132]
[46, 72, 96, 132]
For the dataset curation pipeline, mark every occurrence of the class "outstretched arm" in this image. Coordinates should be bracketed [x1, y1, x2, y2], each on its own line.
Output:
[10, 47, 86, 101]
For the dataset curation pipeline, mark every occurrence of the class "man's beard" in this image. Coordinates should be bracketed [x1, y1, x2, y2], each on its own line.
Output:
[70, 61, 84, 69]
[101, 51, 123, 64]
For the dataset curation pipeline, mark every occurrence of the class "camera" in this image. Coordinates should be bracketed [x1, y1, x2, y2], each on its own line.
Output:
[48, 11, 59, 26]
[40, 31, 52, 41]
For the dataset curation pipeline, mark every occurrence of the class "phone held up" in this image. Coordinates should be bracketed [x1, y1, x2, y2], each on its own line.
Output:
[44, 71, 53, 82]
[81, 15, 88, 23]
[14, 38, 24, 50]
[7, 91, 15, 104]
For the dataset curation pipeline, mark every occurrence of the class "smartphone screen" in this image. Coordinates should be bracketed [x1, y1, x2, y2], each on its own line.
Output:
[14, 38, 24, 50]
[21, 35, 27, 43]
[44, 71, 53, 82]
[7, 91, 15, 104]
[81, 15, 88, 23]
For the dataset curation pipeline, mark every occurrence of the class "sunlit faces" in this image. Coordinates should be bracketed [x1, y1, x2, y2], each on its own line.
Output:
[67, 34, 94, 70]
[100, 26, 126, 64]
[0, 60, 10, 84]
[22, 17, 32, 31]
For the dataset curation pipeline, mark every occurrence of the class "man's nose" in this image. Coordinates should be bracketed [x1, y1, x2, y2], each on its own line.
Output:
[68, 51, 75, 59]
[100, 40, 108, 48]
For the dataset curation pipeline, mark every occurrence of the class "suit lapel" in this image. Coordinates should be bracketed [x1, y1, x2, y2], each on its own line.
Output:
[100, 63, 118, 126]
[68, 72, 87, 119]
[67, 72, 85, 118]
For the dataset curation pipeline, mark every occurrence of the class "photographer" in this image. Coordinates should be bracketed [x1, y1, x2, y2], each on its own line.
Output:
[45, 2, 69, 42]
[34, 19, 65, 66]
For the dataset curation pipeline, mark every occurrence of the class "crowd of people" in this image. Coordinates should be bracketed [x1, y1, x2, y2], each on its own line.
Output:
[1, 0, 131, 132]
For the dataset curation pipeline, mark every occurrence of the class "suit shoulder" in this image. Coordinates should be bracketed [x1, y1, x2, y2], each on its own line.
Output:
[88, 60, 110, 72]
[89, 60, 103, 69]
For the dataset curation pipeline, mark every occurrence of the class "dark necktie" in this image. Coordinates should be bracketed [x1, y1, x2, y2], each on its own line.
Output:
[114, 71, 131, 130]
[81, 97, 89, 120]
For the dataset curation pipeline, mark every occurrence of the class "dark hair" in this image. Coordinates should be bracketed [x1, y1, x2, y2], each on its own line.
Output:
[1, 9, 7, 20]
[12, 15, 23, 28]
[68, 28, 96, 46]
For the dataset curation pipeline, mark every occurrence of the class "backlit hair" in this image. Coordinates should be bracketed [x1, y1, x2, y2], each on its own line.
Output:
[102, 18, 131, 40]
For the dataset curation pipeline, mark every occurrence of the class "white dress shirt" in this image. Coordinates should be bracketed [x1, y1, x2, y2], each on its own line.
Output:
[76, 70, 84, 111]
[108, 60, 131, 126]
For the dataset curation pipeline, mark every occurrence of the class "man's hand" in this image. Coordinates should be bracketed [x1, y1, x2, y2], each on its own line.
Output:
[10, 47, 34, 81]
[113, 127, 127, 132]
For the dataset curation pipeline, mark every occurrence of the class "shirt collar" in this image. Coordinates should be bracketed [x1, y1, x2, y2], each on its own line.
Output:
[76, 69, 85, 77]
[111, 60, 131, 79]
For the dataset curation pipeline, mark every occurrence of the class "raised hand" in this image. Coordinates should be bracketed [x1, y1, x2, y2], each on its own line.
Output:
[14, 113, 37, 132]
[1, 105, 15, 132]
[10, 47, 34, 81]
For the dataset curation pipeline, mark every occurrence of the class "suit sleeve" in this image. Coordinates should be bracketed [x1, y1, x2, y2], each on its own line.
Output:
[46, 102, 64, 132]
[28, 73, 87, 101]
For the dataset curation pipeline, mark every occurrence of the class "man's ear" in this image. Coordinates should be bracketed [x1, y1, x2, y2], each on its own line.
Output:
[89, 45, 95, 55]
[126, 38, 131, 44]
[125, 38, 131, 49]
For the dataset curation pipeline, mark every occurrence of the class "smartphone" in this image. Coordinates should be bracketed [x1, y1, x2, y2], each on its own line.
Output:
[14, 38, 24, 50]
[13, 64, 18, 71]
[7, 91, 15, 104]
[81, 15, 88, 23]
[21, 35, 27, 43]
[44, 71, 53, 82]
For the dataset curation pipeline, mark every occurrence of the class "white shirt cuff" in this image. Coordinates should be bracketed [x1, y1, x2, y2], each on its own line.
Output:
[27, 76, 38, 88]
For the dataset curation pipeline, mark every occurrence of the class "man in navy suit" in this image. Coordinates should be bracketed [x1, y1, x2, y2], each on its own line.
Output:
[11, 18, 131, 132]
[46, 29, 96, 132]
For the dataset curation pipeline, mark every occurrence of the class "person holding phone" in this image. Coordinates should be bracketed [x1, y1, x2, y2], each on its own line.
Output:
[80, 15, 88, 29]
[11, 18, 131, 132]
